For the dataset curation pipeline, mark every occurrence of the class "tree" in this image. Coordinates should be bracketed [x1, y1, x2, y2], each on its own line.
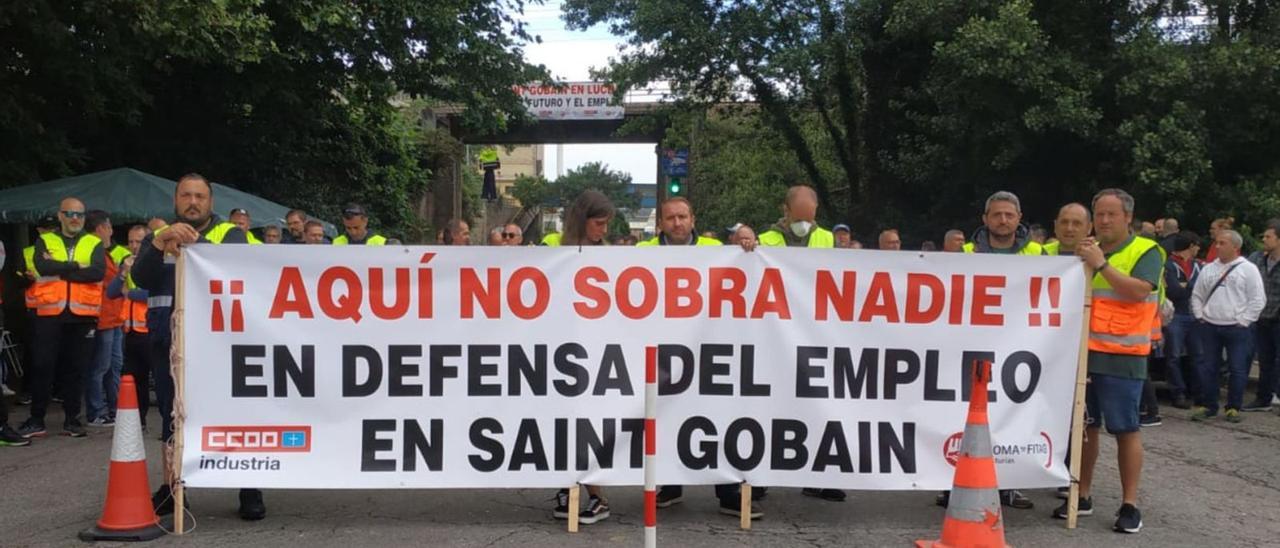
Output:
[570, 0, 1280, 244]
[0, 0, 550, 238]
[549, 162, 640, 210]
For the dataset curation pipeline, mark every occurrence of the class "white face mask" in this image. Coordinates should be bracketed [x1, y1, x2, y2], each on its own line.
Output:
[790, 221, 813, 238]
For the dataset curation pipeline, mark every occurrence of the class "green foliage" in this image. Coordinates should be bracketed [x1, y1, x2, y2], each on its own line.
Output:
[569, 0, 1280, 245]
[549, 162, 640, 210]
[510, 174, 551, 209]
[0, 0, 548, 238]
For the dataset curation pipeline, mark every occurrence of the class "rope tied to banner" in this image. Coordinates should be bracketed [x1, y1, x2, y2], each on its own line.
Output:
[167, 294, 187, 489]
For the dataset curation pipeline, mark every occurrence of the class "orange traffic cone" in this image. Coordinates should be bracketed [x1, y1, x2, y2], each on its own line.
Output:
[80, 374, 166, 541]
[916, 360, 1010, 548]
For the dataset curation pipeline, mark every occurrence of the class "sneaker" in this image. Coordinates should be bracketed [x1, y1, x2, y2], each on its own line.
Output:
[1171, 395, 1191, 410]
[1000, 490, 1034, 509]
[552, 489, 571, 520]
[1113, 503, 1143, 533]
[1242, 398, 1273, 412]
[51, 396, 63, 404]
[63, 420, 87, 438]
[656, 486, 684, 508]
[16, 394, 31, 406]
[1225, 409, 1243, 423]
[238, 488, 266, 520]
[1139, 415, 1162, 427]
[718, 497, 764, 519]
[0, 383, 14, 396]
[86, 416, 115, 428]
[577, 496, 610, 525]
[0, 424, 31, 447]
[1056, 487, 1070, 500]
[1189, 406, 1216, 421]
[1052, 497, 1093, 519]
[801, 488, 846, 502]
[16, 419, 46, 439]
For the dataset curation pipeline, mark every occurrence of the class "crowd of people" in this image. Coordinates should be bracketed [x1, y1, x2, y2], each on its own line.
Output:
[1, 173, 1277, 537]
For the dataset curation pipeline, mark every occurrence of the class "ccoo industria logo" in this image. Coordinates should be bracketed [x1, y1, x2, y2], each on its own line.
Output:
[202, 425, 312, 453]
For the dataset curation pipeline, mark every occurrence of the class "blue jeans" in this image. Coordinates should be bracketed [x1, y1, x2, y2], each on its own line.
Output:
[1252, 319, 1280, 402]
[86, 327, 123, 421]
[1163, 313, 1201, 398]
[1196, 323, 1253, 413]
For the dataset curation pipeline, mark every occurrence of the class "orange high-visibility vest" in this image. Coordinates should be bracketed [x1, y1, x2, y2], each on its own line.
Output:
[1088, 237, 1160, 356]
[23, 245, 53, 310]
[122, 272, 148, 334]
[35, 232, 103, 318]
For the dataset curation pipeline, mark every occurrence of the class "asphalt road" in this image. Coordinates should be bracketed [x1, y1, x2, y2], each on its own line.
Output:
[3, 402, 1279, 547]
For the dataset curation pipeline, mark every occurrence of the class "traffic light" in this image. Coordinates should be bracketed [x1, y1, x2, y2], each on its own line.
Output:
[668, 177, 683, 196]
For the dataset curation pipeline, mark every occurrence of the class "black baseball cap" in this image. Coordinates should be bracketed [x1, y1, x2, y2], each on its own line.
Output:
[342, 203, 367, 218]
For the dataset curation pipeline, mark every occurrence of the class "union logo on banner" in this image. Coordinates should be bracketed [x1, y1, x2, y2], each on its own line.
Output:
[210, 279, 245, 332]
[943, 432, 964, 466]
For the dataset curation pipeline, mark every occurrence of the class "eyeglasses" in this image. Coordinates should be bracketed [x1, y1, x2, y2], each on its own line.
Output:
[503, 232, 520, 238]
[61, 211, 85, 219]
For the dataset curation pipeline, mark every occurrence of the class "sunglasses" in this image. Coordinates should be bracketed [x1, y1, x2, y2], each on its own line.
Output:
[61, 210, 85, 219]
[503, 232, 520, 238]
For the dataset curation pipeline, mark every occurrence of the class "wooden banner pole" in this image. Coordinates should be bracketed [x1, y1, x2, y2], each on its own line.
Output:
[173, 251, 187, 535]
[1067, 263, 1093, 529]
[567, 484, 580, 533]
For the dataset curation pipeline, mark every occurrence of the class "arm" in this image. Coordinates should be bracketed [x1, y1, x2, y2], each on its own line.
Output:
[1163, 262, 1191, 302]
[132, 234, 163, 291]
[33, 236, 77, 275]
[106, 274, 127, 299]
[62, 241, 105, 282]
[1190, 265, 1211, 320]
[1243, 265, 1266, 324]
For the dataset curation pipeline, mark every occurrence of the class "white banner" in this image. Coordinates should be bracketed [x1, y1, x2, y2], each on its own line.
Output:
[180, 246, 1084, 490]
[514, 82, 624, 120]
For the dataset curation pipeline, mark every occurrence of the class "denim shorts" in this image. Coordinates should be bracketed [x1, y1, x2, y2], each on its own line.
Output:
[1085, 373, 1143, 435]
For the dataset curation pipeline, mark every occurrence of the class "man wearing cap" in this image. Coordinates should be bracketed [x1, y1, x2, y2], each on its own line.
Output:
[833, 224, 854, 248]
[333, 204, 387, 246]
[18, 197, 105, 439]
[228, 208, 263, 244]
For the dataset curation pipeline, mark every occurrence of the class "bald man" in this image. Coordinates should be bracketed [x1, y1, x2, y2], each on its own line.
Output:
[18, 197, 106, 439]
[758, 185, 835, 248]
[1045, 203, 1092, 256]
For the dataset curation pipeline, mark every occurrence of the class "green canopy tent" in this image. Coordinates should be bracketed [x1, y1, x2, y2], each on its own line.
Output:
[0, 167, 334, 233]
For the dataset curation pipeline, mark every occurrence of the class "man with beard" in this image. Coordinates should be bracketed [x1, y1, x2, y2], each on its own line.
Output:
[17, 198, 105, 439]
[132, 173, 265, 521]
[963, 191, 1046, 256]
